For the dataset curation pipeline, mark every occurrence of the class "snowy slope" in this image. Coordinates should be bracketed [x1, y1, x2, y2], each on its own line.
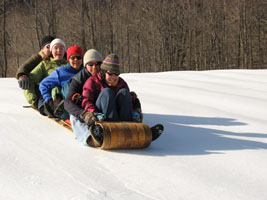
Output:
[0, 70, 267, 200]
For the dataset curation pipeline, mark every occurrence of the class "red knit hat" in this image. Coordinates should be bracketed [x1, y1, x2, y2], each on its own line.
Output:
[67, 45, 84, 61]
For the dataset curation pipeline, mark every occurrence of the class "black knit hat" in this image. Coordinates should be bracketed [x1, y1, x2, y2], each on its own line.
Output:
[40, 35, 55, 49]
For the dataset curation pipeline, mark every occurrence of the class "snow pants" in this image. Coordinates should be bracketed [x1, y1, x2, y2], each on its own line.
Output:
[95, 88, 133, 122]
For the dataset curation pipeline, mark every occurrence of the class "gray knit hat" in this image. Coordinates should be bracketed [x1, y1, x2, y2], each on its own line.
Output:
[83, 49, 103, 65]
[100, 53, 120, 74]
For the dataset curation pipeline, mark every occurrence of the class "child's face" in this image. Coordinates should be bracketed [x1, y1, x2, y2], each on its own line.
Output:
[69, 55, 82, 70]
[105, 71, 119, 86]
[51, 44, 65, 60]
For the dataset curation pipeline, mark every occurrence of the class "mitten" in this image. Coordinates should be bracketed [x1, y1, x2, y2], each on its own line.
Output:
[80, 110, 98, 126]
[18, 75, 30, 89]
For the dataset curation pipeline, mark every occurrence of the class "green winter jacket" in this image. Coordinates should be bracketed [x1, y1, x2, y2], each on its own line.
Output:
[15, 53, 43, 79]
[23, 58, 67, 105]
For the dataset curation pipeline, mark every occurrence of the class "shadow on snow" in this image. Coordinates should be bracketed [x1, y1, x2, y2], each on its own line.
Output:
[108, 113, 267, 156]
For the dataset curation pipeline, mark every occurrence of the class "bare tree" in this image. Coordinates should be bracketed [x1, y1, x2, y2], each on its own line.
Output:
[1, 0, 8, 77]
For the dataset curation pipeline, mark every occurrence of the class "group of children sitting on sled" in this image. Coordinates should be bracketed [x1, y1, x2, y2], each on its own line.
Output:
[16, 35, 163, 149]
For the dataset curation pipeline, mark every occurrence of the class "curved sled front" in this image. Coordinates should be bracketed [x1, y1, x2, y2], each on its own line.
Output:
[88, 122, 152, 150]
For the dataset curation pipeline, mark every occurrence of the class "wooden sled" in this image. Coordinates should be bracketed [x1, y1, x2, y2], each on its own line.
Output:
[23, 105, 73, 132]
[87, 121, 152, 150]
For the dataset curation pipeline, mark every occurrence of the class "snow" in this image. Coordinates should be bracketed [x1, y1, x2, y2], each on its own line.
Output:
[1, 69, 267, 200]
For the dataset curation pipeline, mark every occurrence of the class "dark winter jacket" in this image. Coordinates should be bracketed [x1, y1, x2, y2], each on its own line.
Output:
[64, 68, 92, 118]
[39, 63, 82, 103]
[15, 53, 43, 79]
[82, 73, 130, 112]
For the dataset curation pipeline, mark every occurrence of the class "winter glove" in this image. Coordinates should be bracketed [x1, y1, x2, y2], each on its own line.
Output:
[18, 75, 30, 89]
[80, 110, 98, 126]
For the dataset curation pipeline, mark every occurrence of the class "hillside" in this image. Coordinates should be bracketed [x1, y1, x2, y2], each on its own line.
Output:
[0, 70, 267, 200]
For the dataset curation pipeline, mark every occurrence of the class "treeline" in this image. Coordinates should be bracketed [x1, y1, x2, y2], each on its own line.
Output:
[0, 0, 267, 77]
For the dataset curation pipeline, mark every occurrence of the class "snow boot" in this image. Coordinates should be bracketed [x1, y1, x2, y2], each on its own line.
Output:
[91, 124, 104, 146]
[151, 124, 164, 141]
[53, 99, 65, 118]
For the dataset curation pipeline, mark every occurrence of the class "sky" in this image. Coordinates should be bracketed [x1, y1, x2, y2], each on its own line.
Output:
[0, 69, 267, 200]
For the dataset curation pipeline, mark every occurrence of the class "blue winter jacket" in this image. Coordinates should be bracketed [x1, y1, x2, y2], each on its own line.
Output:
[39, 63, 83, 103]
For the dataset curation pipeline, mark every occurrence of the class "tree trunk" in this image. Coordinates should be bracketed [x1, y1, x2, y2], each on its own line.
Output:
[2, 0, 8, 77]
[81, 0, 86, 50]
[34, 0, 40, 48]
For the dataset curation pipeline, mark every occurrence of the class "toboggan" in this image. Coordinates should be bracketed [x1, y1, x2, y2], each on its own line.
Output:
[87, 122, 152, 150]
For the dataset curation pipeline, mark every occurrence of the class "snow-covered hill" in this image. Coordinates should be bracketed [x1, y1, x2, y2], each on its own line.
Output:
[1, 70, 267, 200]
